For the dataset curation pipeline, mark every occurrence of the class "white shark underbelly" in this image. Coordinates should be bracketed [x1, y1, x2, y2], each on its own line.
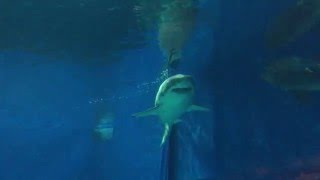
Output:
[157, 93, 192, 124]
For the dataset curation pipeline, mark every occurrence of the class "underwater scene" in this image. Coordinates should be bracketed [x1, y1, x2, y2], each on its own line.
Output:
[0, 0, 320, 179]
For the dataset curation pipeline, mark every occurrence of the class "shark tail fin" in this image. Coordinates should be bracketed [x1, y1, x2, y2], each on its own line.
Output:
[160, 123, 170, 147]
[132, 106, 159, 117]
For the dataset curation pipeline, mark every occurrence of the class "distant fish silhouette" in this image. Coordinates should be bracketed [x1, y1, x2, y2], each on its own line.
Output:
[262, 56, 320, 102]
[166, 48, 181, 70]
[158, 0, 197, 65]
[94, 112, 114, 141]
[265, 0, 320, 48]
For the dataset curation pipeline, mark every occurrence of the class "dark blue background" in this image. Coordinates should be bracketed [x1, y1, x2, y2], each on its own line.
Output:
[1, 0, 320, 179]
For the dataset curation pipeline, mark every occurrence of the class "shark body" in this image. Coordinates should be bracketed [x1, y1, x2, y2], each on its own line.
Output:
[262, 57, 320, 102]
[132, 74, 209, 146]
[262, 57, 320, 91]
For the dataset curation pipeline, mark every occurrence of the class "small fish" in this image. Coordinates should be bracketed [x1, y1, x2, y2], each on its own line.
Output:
[94, 112, 114, 141]
[166, 48, 181, 70]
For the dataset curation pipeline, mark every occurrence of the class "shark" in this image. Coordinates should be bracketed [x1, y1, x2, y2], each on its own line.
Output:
[262, 56, 320, 102]
[132, 74, 210, 146]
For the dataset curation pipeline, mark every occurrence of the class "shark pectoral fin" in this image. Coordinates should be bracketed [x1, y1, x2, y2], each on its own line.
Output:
[132, 106, 159, 117]
[160, 124, 170, 147]
[188, 105, 210, 112]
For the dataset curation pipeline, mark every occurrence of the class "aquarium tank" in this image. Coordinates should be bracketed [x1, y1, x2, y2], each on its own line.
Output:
[1, 0, 320, 179]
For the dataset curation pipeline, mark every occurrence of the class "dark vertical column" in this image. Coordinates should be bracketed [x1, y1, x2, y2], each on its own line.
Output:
[167, 125, 179, 180]
[159, 123, 180, 180]
[159, 138, 169, 180]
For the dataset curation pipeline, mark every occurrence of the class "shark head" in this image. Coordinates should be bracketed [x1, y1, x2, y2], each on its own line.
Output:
[158, 74, 195, 98]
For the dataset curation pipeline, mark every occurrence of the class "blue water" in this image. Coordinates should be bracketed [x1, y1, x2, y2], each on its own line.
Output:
[1, 0, 320, 179]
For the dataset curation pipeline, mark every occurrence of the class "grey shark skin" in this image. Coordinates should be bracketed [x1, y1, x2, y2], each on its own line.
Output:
[132, 74, 210, 146]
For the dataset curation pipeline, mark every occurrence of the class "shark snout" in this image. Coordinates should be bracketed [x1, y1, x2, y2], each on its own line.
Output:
[171, 77, 194, 93]
[181, 75, 193, 81]
[183, 76, 195, 87]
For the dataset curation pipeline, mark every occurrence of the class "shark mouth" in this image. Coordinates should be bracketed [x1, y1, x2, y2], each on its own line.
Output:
[172, 87, 193, 93]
